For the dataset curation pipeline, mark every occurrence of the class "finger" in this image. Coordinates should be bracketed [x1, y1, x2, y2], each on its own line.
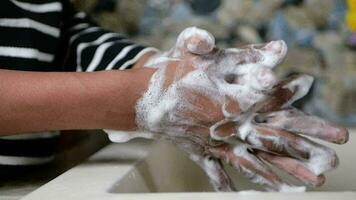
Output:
[246, 125, 310, 160]
[191, 154, 236, 191]
[212, 111, 339, 174]
[249, 126, 339, 176]
[259, 40, 288, 67]
[211, 121, 238, 140]
[173, 27, 215, 56]
[174, 139, 235, 192]
[211, 48, 267, 93]
[210, 144, 291, 191]
[254, 74, 314, 113]
[257, 151, 325, 187]
[231, 40, 288, 68]
[222, 62, 278, 91]
[255, 108, 349, 144]
[222, 95, 242, 117]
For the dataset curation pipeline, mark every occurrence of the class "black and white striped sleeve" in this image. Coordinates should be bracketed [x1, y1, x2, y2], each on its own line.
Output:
[57, 3, 158, 72]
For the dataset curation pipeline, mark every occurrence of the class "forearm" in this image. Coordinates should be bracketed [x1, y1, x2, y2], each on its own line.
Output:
[0, 67, 155, 135]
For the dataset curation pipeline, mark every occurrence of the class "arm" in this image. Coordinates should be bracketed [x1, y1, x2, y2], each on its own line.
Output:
[0, 3, 156, 136]
[0, 55, 155, 135]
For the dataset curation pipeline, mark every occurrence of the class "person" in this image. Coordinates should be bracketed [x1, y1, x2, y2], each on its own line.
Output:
[0, 0, 349, 191]
[0, 0, 158, 179]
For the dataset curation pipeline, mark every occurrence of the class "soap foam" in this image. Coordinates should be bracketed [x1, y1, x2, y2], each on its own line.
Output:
[133, 27, 318, 192]
[237, 117, 254, 140]
[278, 184, 306, 192]
[259, 40, 288, 68]
[232, 144, 306, 192]
[188, 153, 232, 191]
[282, 75, 314, 108]
[105, 130, 155, 143]
[202, 157, 222, 185]
[135, 29, 294, 191]
[232, 145, 276, 188]
[299, 139, 337, 175]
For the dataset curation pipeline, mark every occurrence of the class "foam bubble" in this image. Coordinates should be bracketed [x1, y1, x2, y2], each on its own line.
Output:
[282, 75, 314, 107]
[104, 130, 155, 143]
[278, 184, 306, 192]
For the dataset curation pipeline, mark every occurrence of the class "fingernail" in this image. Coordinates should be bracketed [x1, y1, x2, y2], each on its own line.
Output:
[336, 127, 349, 144]
[331, 153, 339, 168]
[314, 175, 326, 187]
[211, 121, 237, 139]
[265, 40, 284, 52]
[323, 124, 349, 144]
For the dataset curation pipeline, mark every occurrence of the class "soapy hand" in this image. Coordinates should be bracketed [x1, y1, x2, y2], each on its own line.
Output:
[105, 27, 349, 192]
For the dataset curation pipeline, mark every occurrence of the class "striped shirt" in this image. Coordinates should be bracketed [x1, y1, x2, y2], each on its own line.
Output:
[0, 0, 157, 167]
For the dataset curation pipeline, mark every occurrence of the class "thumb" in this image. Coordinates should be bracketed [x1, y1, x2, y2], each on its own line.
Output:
[174, 26, 215, 56]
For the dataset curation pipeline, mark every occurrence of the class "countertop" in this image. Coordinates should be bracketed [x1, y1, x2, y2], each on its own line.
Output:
[0, 130, 109, 200]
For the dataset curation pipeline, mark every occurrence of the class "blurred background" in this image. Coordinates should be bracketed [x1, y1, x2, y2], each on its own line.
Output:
[72, 0, 356, 126]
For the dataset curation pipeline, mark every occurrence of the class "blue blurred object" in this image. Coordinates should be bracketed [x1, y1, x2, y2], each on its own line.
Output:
[170, 3, 192, 20]
[269, 12, 315, 48]
[139, 0, 170, 33]
[269, 12, 295, 46]
[295, 29, 315, 48]
[140, 0, 193, 33]
[328, 0, 347, 30]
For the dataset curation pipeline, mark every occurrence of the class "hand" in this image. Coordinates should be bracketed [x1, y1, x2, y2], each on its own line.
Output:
[105, 27, 349, 192]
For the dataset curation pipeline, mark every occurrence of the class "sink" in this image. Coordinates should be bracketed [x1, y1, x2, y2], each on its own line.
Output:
[110, 138, 356, 193]
[23, 130, 356, 200]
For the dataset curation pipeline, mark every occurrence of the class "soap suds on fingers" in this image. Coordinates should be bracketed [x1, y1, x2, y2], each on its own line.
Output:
[282, 74, 314, 107]
[299, 139, 338, 175]
[256, 108, 348, 144]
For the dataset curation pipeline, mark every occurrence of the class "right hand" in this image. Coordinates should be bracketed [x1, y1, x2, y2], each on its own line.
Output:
[106, 27, 349, 192]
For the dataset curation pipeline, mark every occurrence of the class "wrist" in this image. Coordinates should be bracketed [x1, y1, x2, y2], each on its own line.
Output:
[99, 67, 156, 130]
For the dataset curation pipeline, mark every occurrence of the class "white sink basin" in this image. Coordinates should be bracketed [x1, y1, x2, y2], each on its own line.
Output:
[23, 130, 356, 200]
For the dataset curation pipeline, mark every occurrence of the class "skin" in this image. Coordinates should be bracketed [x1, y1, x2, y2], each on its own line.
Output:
[0, 27, 349, 191]
[0, 52, 156, 134]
